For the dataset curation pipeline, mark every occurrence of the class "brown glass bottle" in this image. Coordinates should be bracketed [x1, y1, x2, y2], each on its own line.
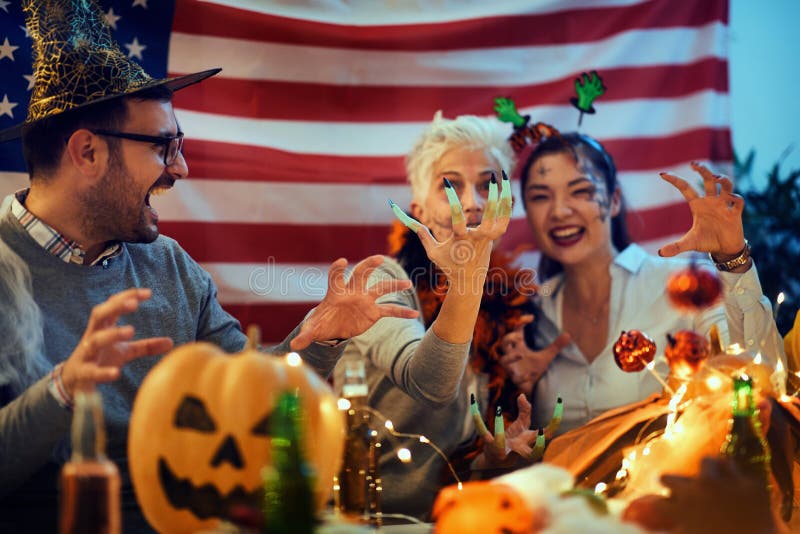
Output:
[59, 390, 121, 534]
[336, 356, 372, 519]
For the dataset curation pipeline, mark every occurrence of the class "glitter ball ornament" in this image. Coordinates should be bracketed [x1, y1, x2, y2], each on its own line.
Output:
[613, 330, 657, 372]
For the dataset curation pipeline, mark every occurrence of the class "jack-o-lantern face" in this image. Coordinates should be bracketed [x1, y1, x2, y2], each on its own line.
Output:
[129, 341, 344, 534]
[433, 481, 536, 534]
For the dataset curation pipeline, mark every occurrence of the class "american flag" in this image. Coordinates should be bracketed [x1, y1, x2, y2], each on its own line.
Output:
[0, 0, 732, 342]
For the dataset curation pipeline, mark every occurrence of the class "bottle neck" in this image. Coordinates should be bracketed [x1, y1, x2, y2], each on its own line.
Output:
[731, 376, 755, 417]
[70, 390, 107, 462]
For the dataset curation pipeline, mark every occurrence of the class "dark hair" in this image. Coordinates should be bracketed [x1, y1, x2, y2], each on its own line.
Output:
[518, 132, 631, 280]
[21, 85, 174, 178]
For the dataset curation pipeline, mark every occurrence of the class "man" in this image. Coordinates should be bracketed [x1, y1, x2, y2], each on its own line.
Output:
[0, 0, 416, 530]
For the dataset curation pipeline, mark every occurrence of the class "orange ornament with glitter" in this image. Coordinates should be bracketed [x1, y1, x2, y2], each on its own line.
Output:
[613, 330, 657, 372]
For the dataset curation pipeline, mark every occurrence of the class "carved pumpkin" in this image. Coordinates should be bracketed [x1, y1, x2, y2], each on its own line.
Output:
[128, 331, 344, 534]
[433, 481, 536, 534]
[665, 330, 710, 379]
[613, 330, 657, 373]
[666, 263, 722, 312]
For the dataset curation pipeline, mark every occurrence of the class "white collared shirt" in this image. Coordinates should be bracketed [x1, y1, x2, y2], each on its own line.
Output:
[531, 244, 785, 434]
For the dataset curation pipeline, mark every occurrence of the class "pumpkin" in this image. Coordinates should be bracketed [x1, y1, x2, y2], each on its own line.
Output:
[666, 263, 722, 313]
[665, 330, 710, 380]
[128, 328, 344, 534]
[613, 330, 657, 373]
[432, 481, 537, 534]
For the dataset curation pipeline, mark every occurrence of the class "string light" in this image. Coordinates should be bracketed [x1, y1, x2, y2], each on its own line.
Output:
[285, 352, 302, 367]
[397, 448, 412, 463]
[337, 398, 351, 410]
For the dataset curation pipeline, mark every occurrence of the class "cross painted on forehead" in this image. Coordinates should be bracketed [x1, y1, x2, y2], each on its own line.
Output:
[536, 163, 550, 177]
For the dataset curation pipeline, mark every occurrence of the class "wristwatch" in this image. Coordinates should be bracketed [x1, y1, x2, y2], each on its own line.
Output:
[709, 240, 751, 272]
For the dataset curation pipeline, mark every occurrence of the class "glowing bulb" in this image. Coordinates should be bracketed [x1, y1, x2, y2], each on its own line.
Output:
[286, 352, 302, 367]
[778, 292, 786, 305]
[337, 398, 351, 410]
[370, 430, 378, 437]
[776, 359, 785, 373]
[419, 436, 429, 443]
[727, 343, 744, 355]
[594, 482, 607, 494]
[705, 375, 723, 391]
[754, 353, 763, 365]
[397, 448, 412, 463]
[385, 420, 394, 431]
[642, 446, 651, 456]
[645, 360, 655, 371]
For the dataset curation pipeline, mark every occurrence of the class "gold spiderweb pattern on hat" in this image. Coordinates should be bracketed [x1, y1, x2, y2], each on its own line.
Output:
[23, 0, 154, 122]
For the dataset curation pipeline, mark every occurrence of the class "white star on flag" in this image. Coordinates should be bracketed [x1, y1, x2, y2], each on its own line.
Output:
[0, 94, 18, 118]
[0, 1, 11, 14]
[124, 37, 146, 60]
[19, 25, 30, 38]
[132, 0, 148, 8]
[105, 7, 122, 30]
[0, 37, 19, 61]
[23, 73, 35, 90]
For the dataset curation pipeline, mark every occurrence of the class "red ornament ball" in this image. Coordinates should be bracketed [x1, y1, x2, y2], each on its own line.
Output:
[613, 330, 657, 372]
[665, 330, 710, 379]
[666, 263, 722, 312]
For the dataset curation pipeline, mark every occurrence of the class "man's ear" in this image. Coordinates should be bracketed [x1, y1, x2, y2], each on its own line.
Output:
[64, 129, 106, 180]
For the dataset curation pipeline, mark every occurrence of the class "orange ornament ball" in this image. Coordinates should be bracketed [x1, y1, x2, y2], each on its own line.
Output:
[613, 330, 657, 372]
[666, 264, 722, 312]
[433, 481, 536, 534]
[665, 330, 710, 379]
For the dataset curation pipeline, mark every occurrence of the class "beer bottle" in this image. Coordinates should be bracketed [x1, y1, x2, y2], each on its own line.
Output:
[335, 356, 373, 520]
[59, 390, 121, 534]
[262, 391, 315, 534]
[720, 374, 771, 487]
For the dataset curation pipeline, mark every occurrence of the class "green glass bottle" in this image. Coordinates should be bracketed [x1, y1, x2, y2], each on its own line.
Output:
[262, 391, 315, 534]
[720, 375, 771, 487]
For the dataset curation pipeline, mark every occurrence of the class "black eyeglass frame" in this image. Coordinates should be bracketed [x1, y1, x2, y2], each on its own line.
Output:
[90, 129, 185, 166]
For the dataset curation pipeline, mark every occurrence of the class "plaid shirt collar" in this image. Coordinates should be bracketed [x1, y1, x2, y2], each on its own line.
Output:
[12, 189, 120, 266]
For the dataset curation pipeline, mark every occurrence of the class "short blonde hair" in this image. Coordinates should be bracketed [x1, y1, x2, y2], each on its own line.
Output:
[405, 111, 515, 202]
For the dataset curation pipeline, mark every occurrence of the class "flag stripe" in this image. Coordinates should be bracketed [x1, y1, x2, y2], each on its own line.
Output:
[175, 91, 729, 156]
[168, 23, 726, 87]
[159, 202, 692, 265]
[171, 59, 728, 123]
[180, 127, 732, 185]
[171, 0, 725, 51]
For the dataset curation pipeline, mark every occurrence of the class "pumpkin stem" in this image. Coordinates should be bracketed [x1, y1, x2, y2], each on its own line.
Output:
[246, 324, 262, 350]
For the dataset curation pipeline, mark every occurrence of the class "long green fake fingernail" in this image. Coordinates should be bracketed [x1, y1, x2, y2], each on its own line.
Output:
[485, 172, 498, 220]
[530, 428, 545, 461]
[545, 396, 563, 437]
[470, 393, 490, 436]
[494, 406, 505, 450]
[499, 170, 512, 218]
[443, 178, 465, 226]
[388, 199, 421, 232]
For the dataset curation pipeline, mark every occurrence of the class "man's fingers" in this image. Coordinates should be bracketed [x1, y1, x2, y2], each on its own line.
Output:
[123, 337, 175, 362]
[87, 288, 151, 331]
[378, 304, 420, 320]
[659, 172, 699, 201]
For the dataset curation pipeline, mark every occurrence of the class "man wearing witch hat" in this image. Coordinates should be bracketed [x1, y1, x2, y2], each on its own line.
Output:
[0, 0, 418, 530]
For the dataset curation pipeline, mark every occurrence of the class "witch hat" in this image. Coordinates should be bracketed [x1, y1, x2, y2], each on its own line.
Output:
[0, 0, 220, 142]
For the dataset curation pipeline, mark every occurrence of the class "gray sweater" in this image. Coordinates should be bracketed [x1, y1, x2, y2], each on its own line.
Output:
[0, 209, 344, 532]
[333, 257, 474, 520]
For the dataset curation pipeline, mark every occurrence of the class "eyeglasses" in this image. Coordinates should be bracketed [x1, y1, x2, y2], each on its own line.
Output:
[90, 129, 185, 166]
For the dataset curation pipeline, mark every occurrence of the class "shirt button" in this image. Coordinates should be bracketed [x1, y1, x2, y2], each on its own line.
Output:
[747, 339, 754, 347]
[737, 288, 745, 295]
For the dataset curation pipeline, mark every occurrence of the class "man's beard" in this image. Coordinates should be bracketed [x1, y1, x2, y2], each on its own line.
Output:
[79, 148, 159, 244]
